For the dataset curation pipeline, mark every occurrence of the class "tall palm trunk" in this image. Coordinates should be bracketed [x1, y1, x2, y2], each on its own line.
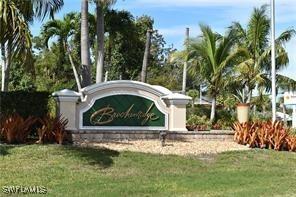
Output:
[81, 0, 91, 87]
[210, 96, 216, 122]
[1, 43, 6, 91]
[1, 42, 11, 91]
[141, 30, 152, 83]
[64, 42, 82, 92]
[182, 28, 189, 94]
[96, 2, 104, 83]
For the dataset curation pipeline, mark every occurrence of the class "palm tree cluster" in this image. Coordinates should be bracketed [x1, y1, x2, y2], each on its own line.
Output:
[1, 2, 295, 123]
[183, 6, 296, 121]
[0, 0, 117, 91]
[0, 0, 64, 91]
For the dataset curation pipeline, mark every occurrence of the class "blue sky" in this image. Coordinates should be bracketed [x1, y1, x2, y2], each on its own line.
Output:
[30, 0, 296, 79]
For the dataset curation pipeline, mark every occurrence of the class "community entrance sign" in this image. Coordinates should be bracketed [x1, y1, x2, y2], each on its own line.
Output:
[53, 81, 191, 139]
[82, 94, 166, 128]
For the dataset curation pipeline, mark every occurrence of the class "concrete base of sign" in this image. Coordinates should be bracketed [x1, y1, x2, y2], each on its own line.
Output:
[53, 81, 192, 139]
[64, 130, 234, 142]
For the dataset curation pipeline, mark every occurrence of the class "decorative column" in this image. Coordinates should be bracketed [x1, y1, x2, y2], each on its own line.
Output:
[162, 93, 191, 132]
[52, 89, 81, 131]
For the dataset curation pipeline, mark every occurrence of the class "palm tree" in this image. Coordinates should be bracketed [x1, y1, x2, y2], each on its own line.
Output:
[41, 13, 82, 91]
[169, 29, 191, 94]
[95, 0, 116, 83]
[81, 0, 91, 87]
[0, 0, 64, 91]
[188, 24, 244, 121]
[230, 5, 296, 102]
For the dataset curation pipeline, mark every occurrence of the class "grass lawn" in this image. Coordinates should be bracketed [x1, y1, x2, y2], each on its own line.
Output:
[1, 144, 296, 197]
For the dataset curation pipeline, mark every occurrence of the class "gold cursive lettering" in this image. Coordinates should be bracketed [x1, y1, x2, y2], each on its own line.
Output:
[89, 103, 160, 125]
[90, 105, 114, 125]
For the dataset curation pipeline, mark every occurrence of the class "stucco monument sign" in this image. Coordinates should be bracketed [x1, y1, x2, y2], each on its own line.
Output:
[53, 81, 191, 141]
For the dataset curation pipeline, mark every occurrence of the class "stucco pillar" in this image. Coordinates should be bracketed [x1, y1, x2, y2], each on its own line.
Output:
[162, 93, 191, 132]
[52, 89, 81, 131]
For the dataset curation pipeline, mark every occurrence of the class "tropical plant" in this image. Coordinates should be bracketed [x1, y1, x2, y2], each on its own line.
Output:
[41, 12, 82, 91]
[0, 0, 63, 91]
[188, 24, 245, 121]
[37, 115, 68, 144]
[186, 115, 211, 131]
[187, 89, 199, 108]
[0, 114, 37, 144]
[229, 5, 296, 102]
[233, 121, 296, 151]
[251, 91, 271, 114]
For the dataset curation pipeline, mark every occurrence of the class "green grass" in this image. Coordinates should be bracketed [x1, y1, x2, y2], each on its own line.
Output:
[1, 144, 296, 197]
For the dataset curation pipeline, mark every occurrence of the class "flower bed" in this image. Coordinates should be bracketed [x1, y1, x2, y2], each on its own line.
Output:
[233, 121, 296, 152]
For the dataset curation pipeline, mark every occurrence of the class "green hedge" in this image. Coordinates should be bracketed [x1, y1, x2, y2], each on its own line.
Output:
[0, 91, 56, 118]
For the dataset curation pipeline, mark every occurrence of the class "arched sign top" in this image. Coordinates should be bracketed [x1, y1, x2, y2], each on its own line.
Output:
[81, 80, 172, 97]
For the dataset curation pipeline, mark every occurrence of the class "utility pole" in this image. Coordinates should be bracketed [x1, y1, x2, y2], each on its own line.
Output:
[182, 28, 189, 95]
[271, 0, 276, 122]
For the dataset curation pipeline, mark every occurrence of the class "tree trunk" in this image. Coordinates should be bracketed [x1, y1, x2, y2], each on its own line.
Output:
[104, 71, 108, 82]
[81, 0, 91, 87]
[1, 42, 10, 91]
[210, 96, 216, 122]
[96, 2, 104, 83]
[1, 43, 6, 91]
[69, 53, 82, 92]
[246, 85, 252, 103]
[141, 30, 152, 83]
[182, 28, 189, 94]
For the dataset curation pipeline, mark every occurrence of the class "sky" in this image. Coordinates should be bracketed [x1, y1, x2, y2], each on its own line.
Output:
[31, 0, 296, 80]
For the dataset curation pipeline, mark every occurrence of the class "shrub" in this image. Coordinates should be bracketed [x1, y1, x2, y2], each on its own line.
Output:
[233, 121, 296, 152]
[0, 91, 57, 138]
[37, 115, 68, 144]
[250, 112, 272, 122]
[187, 105, 211, 118]
[286, 135, 296, 152]
[187, 115, 211, 131]
[212, 119, 233, 130]
[0, 91, 56, 119]
[0, 114, 37, 144]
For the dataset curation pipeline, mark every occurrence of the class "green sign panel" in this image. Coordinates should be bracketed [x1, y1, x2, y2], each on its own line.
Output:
[82, 95, 165, 127]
